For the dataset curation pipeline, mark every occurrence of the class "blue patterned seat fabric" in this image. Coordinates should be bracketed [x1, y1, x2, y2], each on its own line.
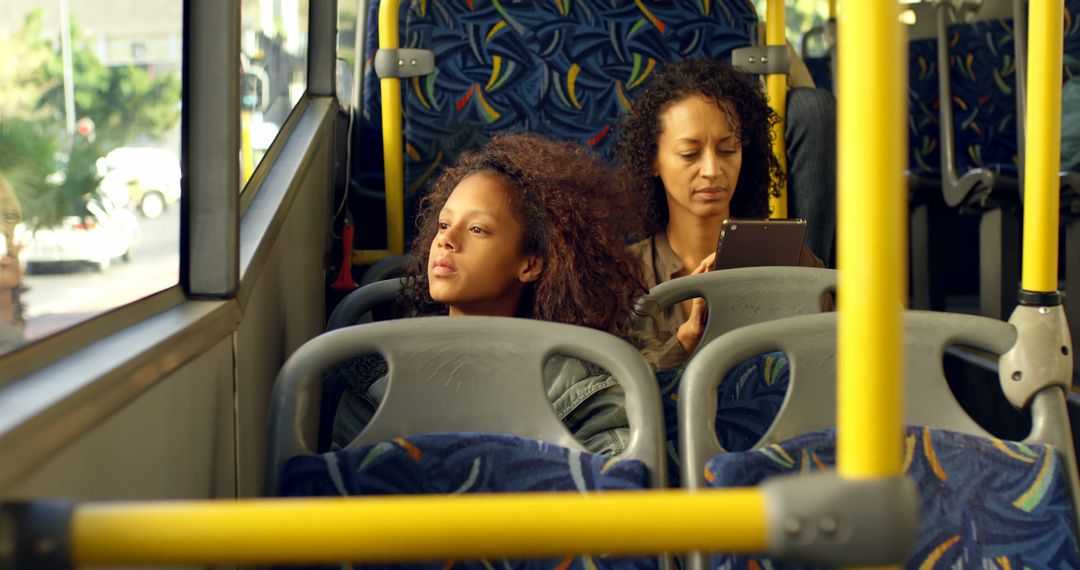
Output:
[946, 19, 1019, 179]
[658, 351, 790, 487]
[705, 427, 1080, 569]
[909, 38, 940, 178]
[280, 432, 656, 570]
[355, 1, 757, 236]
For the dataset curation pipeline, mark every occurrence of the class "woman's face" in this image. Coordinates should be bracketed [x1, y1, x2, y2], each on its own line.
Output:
[0, 181, 22, 252]
[654, 95, 743, 224]
[427, 172, 542, 316]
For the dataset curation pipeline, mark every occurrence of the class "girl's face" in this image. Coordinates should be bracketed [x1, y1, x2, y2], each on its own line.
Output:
[653, 95, 743, 224]
[427, 172, 542, 317]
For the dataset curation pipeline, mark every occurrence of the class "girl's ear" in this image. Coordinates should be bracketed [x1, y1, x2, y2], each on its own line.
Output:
[518, 255, 543, 283]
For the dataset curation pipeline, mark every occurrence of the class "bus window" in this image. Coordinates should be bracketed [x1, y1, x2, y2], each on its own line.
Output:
[0, 2, 182, 357]
[240, 0, 310, 187]
[752, 0, 830, 54]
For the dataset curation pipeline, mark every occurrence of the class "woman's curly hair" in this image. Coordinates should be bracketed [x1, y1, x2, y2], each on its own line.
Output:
[615, 59, 782, 236]
[402, 133, 648, 338]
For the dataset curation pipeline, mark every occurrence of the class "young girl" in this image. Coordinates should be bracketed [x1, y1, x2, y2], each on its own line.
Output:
[332, 132, 652, 455]
[616, 59, 826, 369]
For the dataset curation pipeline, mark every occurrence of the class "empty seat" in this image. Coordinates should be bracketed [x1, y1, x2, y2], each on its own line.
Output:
[908, 37, 941, 180]
[946, 18, 1020, 191]
[709, 426, 1077, 568]
[679, 311, 1080, 569]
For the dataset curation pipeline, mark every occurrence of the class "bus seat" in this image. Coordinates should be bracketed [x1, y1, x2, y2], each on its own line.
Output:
[320, 278, 406, 451]
[708, 427, 1078, 568]
[281, 433, 658, 570]
[359, 253, 408, 287]
[679, 311, 1080, 569]
[906, 36, 951, 313]
[634, 266, 836, 352]
[802, 56, 831, 93]
[326, 277, 406, 330]
[656, 351, 789, 488]
[634, 267, 833, 485]
[945, 18, 1020, 205]
[267, 316, 667, 493]
[932, 7, 1023, 319]
[908, 37, 941, 180]
[353, 1, 758, 240]
[269, 317, 667, 569]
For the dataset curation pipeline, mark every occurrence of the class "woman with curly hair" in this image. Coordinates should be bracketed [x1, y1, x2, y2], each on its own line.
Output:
[616, 59, 826, 369]
[332, 132, 652, 455]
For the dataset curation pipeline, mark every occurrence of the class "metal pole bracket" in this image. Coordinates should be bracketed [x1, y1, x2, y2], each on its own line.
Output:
[731, 45, 791, 76]
[1000, 302, 1073, 410]
[762, 471, 918, 566]
[374, 48, 435, 79]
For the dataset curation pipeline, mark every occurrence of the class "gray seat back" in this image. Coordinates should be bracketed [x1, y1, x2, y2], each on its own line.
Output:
[268, 316, 666, 492]
[634, 267, 836, 349]
[679, 310, 1079, 488]
[679, 310, 1080, 570]
[326, 277, 405, 330]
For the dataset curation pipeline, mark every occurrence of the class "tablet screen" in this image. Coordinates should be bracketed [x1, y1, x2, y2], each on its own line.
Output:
[714, 218, 807, 270]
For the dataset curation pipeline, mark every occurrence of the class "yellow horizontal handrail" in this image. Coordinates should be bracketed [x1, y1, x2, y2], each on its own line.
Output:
[73, 490, 767, 565]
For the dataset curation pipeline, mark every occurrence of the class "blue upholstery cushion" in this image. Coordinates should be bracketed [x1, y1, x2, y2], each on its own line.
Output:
[357, 0, 757, 222]
[281, 432, 655, 570]
[947, 19, 1019, 176]
[704, 427, 1080, 569]
[658, 352, 790, 487]
[909, 38, 940, 177]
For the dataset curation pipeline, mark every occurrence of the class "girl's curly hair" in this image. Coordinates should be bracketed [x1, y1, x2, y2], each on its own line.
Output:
[615, 59, 782, 236]
[402, 133, 648, 338]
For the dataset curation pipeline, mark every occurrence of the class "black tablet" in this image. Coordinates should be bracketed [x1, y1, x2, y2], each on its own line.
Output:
[714, 218, 808, 270]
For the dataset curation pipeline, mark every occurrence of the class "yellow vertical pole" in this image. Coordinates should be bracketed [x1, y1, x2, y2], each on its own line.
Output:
[1022, 0, 1064, 293]
[836, 0, 906, 485]
[379, 1, 405, 255]
[240, 110, 255, 184]
[766, 0, 788, 218]
[829, 0, 836, 20]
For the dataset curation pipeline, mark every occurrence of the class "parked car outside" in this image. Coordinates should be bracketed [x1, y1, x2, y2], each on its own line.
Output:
[16, 193, 140, 273]
[97, 147, 181, 219]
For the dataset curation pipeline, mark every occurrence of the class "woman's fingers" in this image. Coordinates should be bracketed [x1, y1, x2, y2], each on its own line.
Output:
[688, 296, 706, 324]
[691, 252, 717, 275]
[676, 297, 708, 354]
[701, 252, 717, 271]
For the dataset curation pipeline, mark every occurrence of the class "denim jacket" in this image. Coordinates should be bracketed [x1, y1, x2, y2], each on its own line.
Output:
[330, 355, 630, 456]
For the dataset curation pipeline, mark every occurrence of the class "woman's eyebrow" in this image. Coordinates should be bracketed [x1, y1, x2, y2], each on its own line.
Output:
[674, 133, 738, 144]
[439, 207, 496, 218]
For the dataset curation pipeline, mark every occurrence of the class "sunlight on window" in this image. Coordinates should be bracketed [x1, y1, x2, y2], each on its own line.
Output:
[241, 0, 310, 188]
[0, 1, 182, 356]
[753, 0, 831, 53]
